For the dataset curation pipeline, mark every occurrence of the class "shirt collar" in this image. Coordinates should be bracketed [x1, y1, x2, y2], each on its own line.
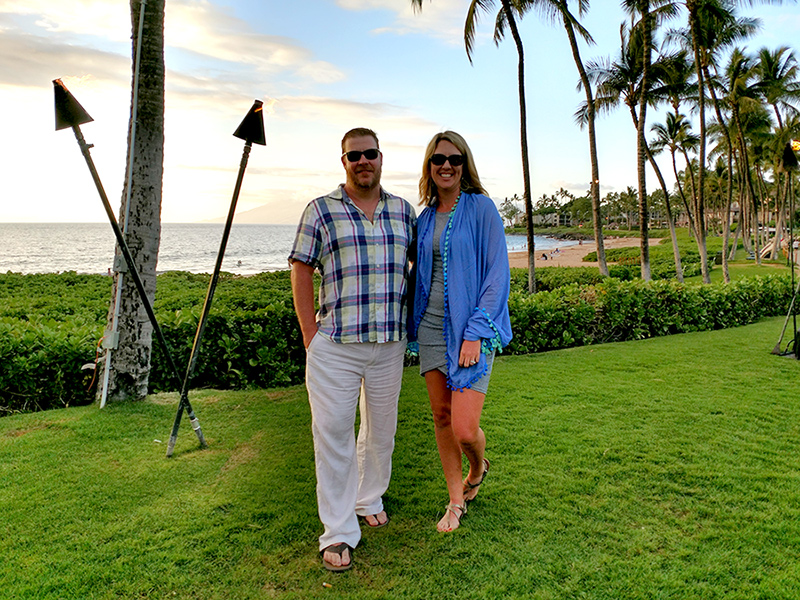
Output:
[335, 184, 387, 217]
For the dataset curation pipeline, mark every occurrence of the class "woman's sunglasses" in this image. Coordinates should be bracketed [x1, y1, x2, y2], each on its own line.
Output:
[430, 153, 465, 167]
[342, 149, 380, 162]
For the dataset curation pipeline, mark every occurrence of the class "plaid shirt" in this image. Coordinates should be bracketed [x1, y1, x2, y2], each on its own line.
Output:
[289, 185, 416, 344]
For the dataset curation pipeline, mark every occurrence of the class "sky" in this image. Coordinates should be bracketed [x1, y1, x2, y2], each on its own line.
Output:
[1, 0, 798, 224]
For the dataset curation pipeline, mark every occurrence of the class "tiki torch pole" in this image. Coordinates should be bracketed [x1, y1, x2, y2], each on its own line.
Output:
[53, 79, 207, 449]
[165, 100, 266, 458]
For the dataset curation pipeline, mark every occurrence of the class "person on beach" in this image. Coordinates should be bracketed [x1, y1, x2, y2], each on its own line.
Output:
[289, 128, 416, 571]
[409, 131, 512, 532]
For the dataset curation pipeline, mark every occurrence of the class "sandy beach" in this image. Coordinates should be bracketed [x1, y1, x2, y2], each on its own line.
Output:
[509, 236, 654, 269]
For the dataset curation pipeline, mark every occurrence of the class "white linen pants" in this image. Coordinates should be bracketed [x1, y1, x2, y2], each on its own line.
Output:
[305, 334, 406, 551]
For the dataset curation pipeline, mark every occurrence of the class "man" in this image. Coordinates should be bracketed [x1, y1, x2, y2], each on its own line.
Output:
[288, 128, 416, 572]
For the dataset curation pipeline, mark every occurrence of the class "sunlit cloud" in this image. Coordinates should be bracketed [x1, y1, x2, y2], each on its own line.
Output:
[337, 0, 490, 46]
[0, 0, 130, 41]
[0, 0, 345, 89]
[170, 26, 339, 82]
[0, 28, 127, 88]
[166, 0, 345, 84]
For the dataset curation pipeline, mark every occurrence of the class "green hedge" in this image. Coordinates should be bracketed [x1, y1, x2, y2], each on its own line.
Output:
[0, 271, 794, 415]
[0, 271, 302, 415]
[506, 275, 793, 355]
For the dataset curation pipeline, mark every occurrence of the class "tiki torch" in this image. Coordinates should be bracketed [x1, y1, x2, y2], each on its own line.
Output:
[53, 78, 207, 450]
[165, 100, 266, 458]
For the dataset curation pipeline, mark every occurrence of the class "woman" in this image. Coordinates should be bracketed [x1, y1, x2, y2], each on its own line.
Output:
[410, 131, 512, 532]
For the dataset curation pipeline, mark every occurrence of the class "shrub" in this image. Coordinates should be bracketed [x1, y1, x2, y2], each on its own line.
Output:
[0, 271, 794, 415]
[582, 244, 704, 280]
[503, 274, 793, 357]
[511, 267, 608, 292]
[0, 317, 99, 416]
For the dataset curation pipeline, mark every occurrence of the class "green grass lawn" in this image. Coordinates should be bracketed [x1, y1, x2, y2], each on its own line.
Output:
[2, 318, 800, 599]
[686, 261, 793, 284]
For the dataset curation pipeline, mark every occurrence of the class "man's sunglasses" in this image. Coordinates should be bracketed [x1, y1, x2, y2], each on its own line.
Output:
[342, 149, 380, 162]
[430, 153, 465, 167]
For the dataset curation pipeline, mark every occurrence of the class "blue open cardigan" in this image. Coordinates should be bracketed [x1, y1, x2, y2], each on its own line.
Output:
[410, 192, 513, 390]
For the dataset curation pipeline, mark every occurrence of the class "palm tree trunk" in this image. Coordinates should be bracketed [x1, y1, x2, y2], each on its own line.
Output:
[636, 4, 652, 281]
[101, 0, 165, 402]
[769, 189, 786, 260]
[671, 151, 697, 238]
[705, 74, 734, 282]
[734, 109, 761, 265]
[736, 158, 753, 256]
[645, 144, 683, 281]
[561, 9, 607, 276]
[500, 0, 536, 293]
[680, 149, 710, 280]
[689, 7, 710, 283]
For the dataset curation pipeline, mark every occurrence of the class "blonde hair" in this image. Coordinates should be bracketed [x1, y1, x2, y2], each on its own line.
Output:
[418, 130, 487, 206]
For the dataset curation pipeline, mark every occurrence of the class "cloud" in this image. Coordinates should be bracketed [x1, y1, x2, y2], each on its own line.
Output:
[0, 0, 345, 91]
[274, 96, 419, 123]
[0, 0, 130, 41]
[167, 1, 345, 84]
[335, 0, 481, 46]
[0, 27, 128, 88]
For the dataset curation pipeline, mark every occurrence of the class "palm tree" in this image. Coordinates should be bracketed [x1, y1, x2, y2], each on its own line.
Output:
[503, 0, 609, 276]
[586, 14, 674, 280]
[754, 46, 800, 129]
[622, 1, 655, 280]
[101, 0, 166, 401]
[773, 115, 800, 261]
[678, 0, 792, 277]
[720, 48, 765, 262]
[754, 46, 800, 258]
[650, 111, 701, 280]
[412, 0, 539, 292]
[665, 0, 759, 281]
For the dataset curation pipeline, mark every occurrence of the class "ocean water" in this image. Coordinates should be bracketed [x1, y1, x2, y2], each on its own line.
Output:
[0, 223, 574, 275]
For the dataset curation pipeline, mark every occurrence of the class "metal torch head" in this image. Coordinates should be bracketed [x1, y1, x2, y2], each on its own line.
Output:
[233, 100, 266, 146]
[784, 141, 799, 171]
[53, 79, 94, 131]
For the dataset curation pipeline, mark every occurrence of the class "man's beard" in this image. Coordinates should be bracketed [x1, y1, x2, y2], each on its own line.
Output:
[351, 166, 381, 192]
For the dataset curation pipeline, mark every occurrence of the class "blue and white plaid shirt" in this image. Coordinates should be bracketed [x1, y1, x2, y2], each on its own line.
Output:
[289, 185, 416, 344]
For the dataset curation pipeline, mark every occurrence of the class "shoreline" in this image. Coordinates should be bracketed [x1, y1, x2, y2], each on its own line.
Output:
[509, 236, 653, 269]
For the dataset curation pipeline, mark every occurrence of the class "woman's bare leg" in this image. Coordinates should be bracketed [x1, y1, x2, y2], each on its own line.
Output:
[451, 388, 487, 501]
[424, 370, 465, 531]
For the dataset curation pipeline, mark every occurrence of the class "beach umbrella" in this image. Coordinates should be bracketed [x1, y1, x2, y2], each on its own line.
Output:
[165, 100, 266, 458]
[53, 78, 208, 450]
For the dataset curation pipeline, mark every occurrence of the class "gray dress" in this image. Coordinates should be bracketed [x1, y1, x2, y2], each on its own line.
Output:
[418, 211, 494, 394]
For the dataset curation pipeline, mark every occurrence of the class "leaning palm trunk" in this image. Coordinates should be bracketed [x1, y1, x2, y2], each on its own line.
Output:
[680, 148, 711, 281]
[767, 192, 786, 259]
[672, 153, 698, 240]
[720, 150, 734, 281]
[645, 143, 683, 281]
[705, 76, 734, 282]
[733, 111, 761, 265]
[561, 6, 607, 276]
[100, 0, 165, 402]
[500, 0, 536, 293]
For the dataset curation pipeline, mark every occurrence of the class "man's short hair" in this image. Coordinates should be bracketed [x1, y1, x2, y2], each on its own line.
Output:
[341, 128, 379, 153]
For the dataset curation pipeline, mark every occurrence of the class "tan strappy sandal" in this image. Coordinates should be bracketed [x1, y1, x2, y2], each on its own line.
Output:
[463, 458, 490, 502]
[440, 502, 466, 532]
